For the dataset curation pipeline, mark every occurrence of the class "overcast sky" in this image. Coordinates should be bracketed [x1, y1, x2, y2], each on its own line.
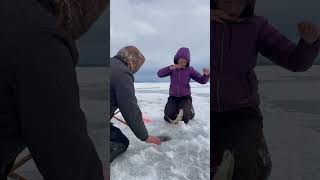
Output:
[110, 0, 210, 82]
[81, 1, 320, 73]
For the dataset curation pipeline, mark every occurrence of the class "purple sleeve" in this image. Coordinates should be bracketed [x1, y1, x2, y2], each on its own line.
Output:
[258, 19, 320, 72]
[157, 66, 172, 78]
[190, 67, 209, 84]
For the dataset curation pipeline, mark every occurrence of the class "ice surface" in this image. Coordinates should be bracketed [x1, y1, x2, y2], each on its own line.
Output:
[257, 65, 320, 180]
[110, 82, 210, 180]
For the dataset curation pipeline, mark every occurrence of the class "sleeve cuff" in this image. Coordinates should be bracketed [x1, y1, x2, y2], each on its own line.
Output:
[140, 133, 149, 141]
[301, 37, 320, 48]
[313, 37, 320, 46]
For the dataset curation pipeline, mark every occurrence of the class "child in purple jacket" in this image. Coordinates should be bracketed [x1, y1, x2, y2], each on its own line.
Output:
[211, 0, 320, 179]
[157, 47, 210, 124]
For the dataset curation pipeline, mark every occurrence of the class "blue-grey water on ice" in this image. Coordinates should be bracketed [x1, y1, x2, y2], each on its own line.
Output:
[257, 65, 320, 180]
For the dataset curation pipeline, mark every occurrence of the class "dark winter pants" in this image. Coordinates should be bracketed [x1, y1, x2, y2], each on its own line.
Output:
[164, 96, 195, 124]
[211, 106, 272, 180]
[110, 124, 129, 162]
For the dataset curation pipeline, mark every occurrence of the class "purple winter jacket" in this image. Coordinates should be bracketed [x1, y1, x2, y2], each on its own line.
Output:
[158, 47, 210, 97]
[211, 0, 320, 112]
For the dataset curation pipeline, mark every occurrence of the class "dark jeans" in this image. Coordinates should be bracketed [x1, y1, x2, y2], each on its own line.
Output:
[211, 106, 272, 180]
[164, 95, 195, 124]
[110, 124, 129, 162]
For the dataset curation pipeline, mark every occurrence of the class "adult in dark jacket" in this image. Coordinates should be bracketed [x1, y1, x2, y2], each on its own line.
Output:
[211, 0, 320, 179]
[0, 0, 107, 179]
[110, 46, 161, 162]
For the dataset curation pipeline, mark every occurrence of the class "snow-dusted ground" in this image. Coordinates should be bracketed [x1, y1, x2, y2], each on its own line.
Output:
[9, 65, 320, 180]
[111, 66, 320, 180]
[257, 65, 320, 180]
[110, 83, 210, 180]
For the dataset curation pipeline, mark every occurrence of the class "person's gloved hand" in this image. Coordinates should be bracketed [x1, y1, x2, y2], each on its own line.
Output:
[170, 64, 183, 70]
[203, 68, 210, 76]
[145, 135, 161, 145]
[298, 22, 320, 44]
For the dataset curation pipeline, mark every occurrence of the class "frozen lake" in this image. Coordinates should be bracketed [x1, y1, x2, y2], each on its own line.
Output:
[110, 83, 210, 180]
[256, 65, 320, 180]
[111, 65, 320, 180]
[10, 65, 320, 180]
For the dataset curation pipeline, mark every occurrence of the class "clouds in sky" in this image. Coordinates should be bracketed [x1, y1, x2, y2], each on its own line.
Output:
[110, 0, 210, 82]
[77, 0, 320, 67]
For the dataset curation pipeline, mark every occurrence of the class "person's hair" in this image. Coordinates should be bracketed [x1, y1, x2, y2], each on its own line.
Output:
[115, 46, 145, 74]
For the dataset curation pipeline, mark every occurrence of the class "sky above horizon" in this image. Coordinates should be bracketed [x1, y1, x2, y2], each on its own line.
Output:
[110, 0, 210, 82]
[77, 1, 320, 81]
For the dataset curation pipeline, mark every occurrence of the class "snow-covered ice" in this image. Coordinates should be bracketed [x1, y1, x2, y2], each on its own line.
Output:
[110, 83, 210, 180]
[257, 65, 320, 180]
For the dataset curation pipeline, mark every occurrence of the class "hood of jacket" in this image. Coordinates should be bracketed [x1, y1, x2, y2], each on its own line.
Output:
[38, 0, 108, 39]
[174, 47, 191, 67]
[211, 0, 256, 18]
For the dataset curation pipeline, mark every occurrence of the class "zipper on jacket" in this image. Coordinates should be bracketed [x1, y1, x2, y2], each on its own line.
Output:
[216, 26, 225, 111]
[178, 70, 181, 96]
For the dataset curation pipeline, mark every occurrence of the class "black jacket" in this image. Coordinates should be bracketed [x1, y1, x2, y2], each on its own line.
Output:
[0, 0, 103, 179]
